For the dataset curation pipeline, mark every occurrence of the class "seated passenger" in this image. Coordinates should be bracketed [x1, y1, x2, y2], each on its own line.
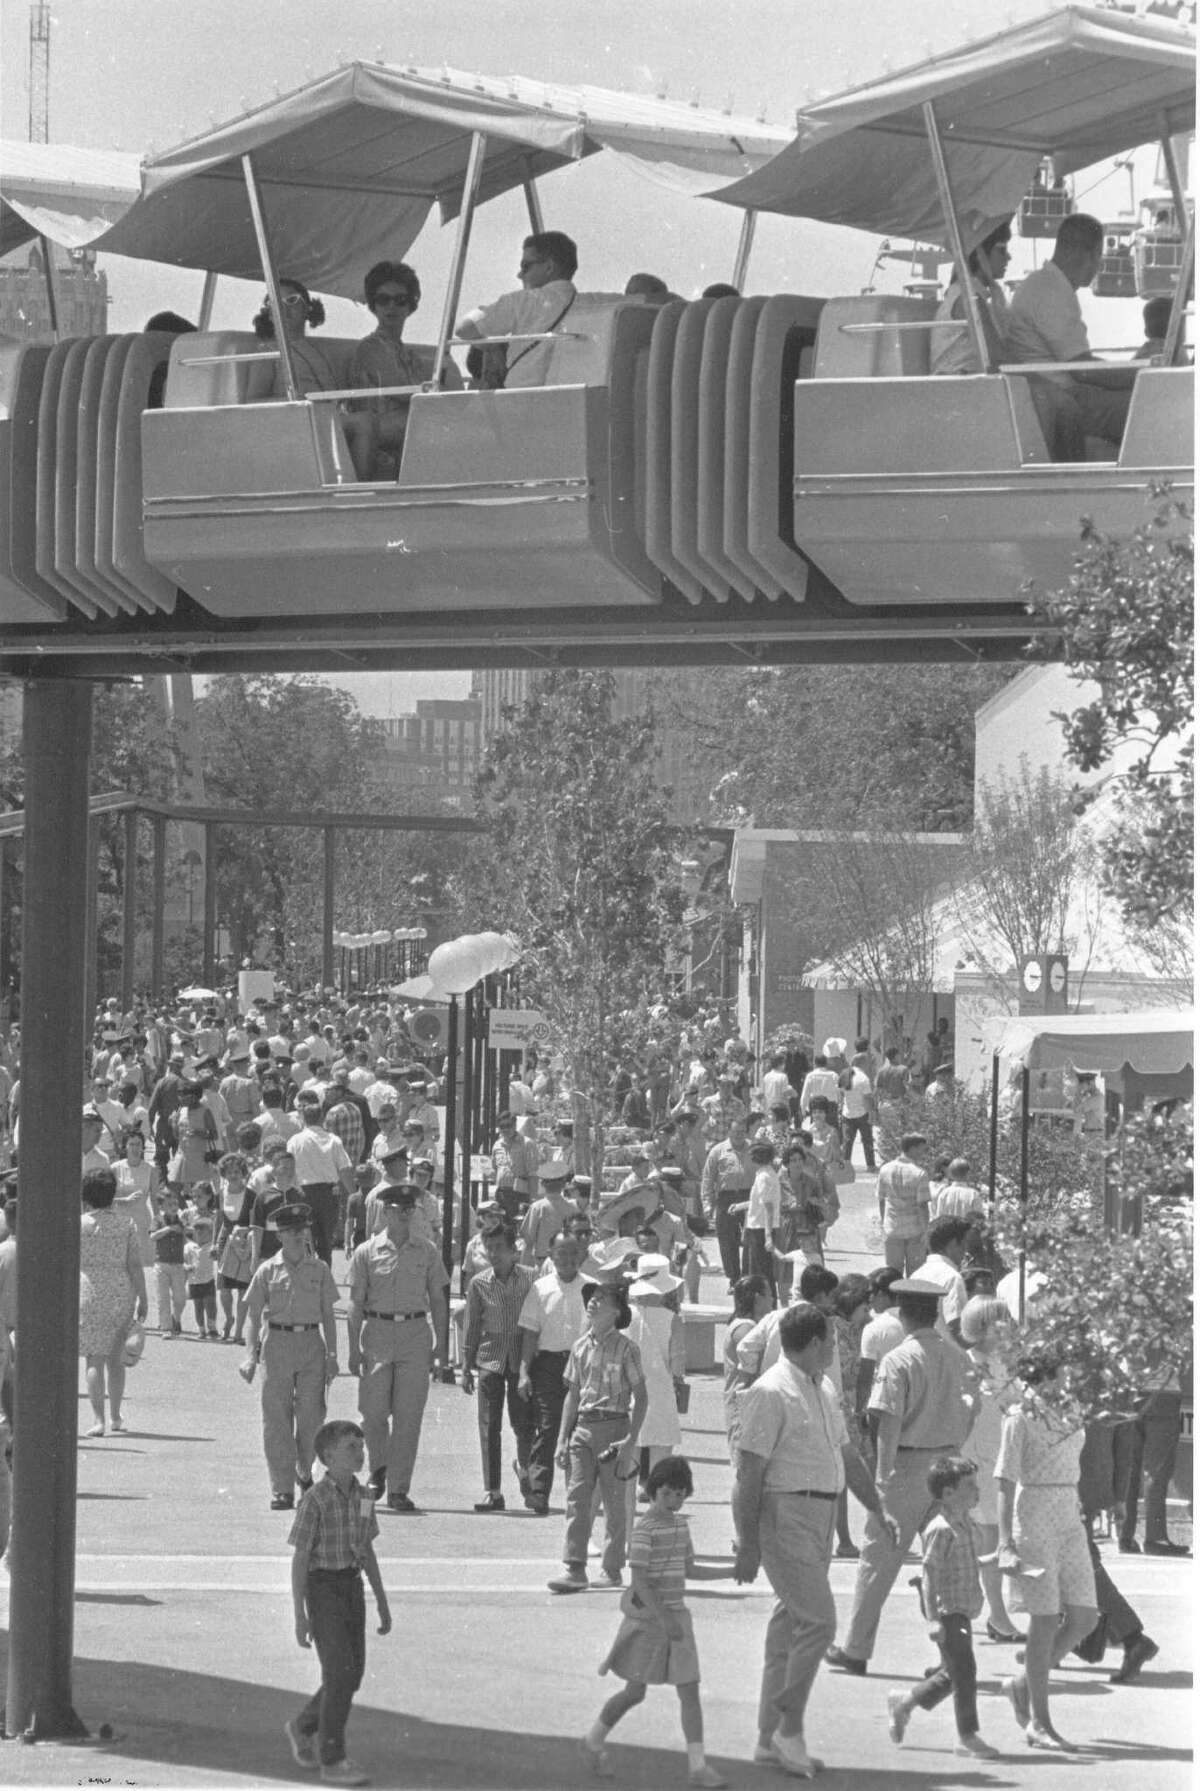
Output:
[252, 276, 372, 480]
[931, 221, 1011, 376]
[701, 282, 741, 300]
[345, 260, 461, 477]
[456, 230, 578, 388]
[625, 272, 675, 304]
[1006, 213, 1135, 459]
[1134, 295, 1174, 361]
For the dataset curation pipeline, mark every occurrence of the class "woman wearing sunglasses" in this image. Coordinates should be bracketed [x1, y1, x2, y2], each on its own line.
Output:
[346, 259, 462, 478]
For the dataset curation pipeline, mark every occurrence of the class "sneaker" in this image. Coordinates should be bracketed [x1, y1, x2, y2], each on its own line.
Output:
[598, 1569, 623, 1588]
[270, 1492, 295, 1511]
[751, 1743, 777, 1766]
[580, 1736, 613, 1779]
[548, 1567, 589, 1594]
[110, 1418, 126, 1434]
[320, 1759, 369, 1786]
[886, 1690, 910, 1745]
[770, 1730, 822, 1778]
[473, 1493, 505, 1512]
[824, 1644, 866, 1675]
[284, 1718, 318, 1770]
[1002, 1674, 1031, 1730]
[956, 1734, 1000, 1759]
[687, 1767, 727, 1788]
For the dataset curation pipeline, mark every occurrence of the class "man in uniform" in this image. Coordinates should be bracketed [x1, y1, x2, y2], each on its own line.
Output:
[346, 1183, 450, 1513]
[826, 1278, 978, 1674]
[519, 1162, 576, 1266]
[241, 1203, 338, 1511]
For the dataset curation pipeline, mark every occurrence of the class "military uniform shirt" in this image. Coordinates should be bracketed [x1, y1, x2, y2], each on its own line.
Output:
[349, 1233, 449, 1362]
[245, 1254, 336, 1330]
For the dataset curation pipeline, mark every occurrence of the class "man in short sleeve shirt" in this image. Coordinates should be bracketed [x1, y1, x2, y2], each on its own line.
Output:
[457, 231, 578, 389]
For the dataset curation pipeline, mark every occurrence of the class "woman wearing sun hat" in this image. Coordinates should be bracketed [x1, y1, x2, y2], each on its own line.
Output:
[626, 1257, 687, 1498]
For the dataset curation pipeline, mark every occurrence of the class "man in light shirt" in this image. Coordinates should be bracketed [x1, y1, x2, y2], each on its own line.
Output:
[877, 1132, 931, 1275]
[917, 1215, 971, 1346]
[457, 231, 579, 389]
[517, 1234, 588, 1515]
[735, 1302, 895, 1779]
[1007, 211, 1134, 457]
[287, 1092, 354, 1266]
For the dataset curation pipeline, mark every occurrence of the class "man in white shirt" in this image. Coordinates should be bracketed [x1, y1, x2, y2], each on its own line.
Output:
[799, 1057, 841, 1121]
[457, 231, 579, 389]
[1007, 211, 1134, 456]
[81, 1109, 111, 1176]
[286, 1092, 354, 1266]
[735, 1302, 895, 1778]
[856, 1266, 905, 1418]
[516, 1233, 587, 1515]
[839, 1051, 876, 1171]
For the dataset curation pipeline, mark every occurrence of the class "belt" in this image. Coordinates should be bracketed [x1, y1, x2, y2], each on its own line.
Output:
[535, 1348, 571, 1358]
[268, 1321, 321, 1332]
[577, 1409, 628, 1423]
[308, 1564, 361, 1578]
[365, 1309, 427, 1321]
[897, 1443, 955, 1452]
[781, 1489, 838, 1501]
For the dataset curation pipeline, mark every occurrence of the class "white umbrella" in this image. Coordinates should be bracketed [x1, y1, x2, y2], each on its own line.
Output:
[176, 985, 218, 1002]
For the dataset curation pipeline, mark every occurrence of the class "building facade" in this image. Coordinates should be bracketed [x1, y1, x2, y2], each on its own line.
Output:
[375, 698, 481, 807]
[0, 242, 108, 340]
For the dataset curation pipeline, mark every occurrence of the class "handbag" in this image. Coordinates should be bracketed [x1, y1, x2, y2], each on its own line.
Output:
[674, 1379, 691, 1415]
[122, 1318, 146, 1369]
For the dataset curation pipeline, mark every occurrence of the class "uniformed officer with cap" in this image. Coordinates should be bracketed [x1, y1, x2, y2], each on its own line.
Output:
[518, 1161, 576, 1267]
[347, 1182, 450, 1512]
[826, 1276, 978, 1674]
[241, 1203, 338, 1511]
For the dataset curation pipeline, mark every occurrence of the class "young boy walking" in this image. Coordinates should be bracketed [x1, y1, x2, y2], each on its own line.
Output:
[287, 1419, 391, 1787]
[885, 1454, 1000, 1760]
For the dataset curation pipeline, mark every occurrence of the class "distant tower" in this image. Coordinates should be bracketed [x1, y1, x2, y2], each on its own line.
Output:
[28, 1, 50, 143]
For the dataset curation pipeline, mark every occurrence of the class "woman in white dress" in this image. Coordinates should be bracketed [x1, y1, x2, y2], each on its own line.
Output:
[113, 1129, 159, 1267]
[960, 1294, 1021, 1640]
[626, 1256, 686, 1503]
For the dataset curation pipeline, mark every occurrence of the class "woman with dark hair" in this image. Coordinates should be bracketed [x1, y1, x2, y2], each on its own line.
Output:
[113, 1127, 159, 1266]
[252, 277, 333, 394]
[995, 1350, 1097, 1749]
[932, 220, 1013, 375]
[168, 1082, 219, 1193]
[80, 1168, 148, 1437]
[346, 260, 462, 477]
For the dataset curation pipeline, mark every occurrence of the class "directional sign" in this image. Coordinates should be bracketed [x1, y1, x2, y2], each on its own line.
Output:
[488, 1008, 552, 1052]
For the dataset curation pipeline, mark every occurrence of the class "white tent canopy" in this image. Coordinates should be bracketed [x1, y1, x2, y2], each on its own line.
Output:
[713, 5, 1196, 249]
[988, 1009, 1194, 1078]
[0, 141, 141, 258]
[61, 63, 786, 298]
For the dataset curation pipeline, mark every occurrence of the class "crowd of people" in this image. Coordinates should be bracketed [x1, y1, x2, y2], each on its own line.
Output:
[0, 983, 1184, 1785]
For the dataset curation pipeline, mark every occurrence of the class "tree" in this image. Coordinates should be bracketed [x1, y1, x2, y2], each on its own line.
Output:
[950, 759, 1103, 1010]
[1029, 494, 1193, 929]
[466, 670, 688, 1175]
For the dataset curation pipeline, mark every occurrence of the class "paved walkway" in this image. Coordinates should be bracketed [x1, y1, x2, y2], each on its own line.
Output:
[0, 1174, 1191, 1788]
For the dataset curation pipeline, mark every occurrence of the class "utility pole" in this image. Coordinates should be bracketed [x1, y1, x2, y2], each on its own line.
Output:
[28, 1, 50, 143]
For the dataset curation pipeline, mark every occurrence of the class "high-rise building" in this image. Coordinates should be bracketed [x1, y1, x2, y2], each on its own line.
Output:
[0, 242, 108, 341]
[375, 698, 482, 807]
[470, 669, 539, 744]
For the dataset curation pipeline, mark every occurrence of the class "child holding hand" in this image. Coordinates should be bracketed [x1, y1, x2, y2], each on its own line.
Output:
[885, 1454, 1000, 1760]
[585, 1455, 729, 1787]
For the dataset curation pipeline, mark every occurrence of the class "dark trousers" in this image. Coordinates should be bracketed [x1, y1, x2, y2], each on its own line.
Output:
[527, 1350, 569, 1501]
[189, 1282, 217, 1332]
[912, 1612, 978, 1736]
[741, 1226, 777, 1297]
[301, 1183, 338, 1265]
[1078, 1529, 1140, 1653]
[841, 1113, 876, 1169]
[1114, 1393, 1183, 1546]
[477, 1363, 532, 1492]
[715, 1189, 747, 1284]
[297, 1569, 365, 1766]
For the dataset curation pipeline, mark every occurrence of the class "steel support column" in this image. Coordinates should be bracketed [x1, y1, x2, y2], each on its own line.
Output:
[82, 817, 99, 1026]
[202, 821, 217, 987]
[150, 815, 166, 1001]
[5, 679, 92, 1740]
[459, 985, 476, 1261]
[440, 997, 459, 1274]
[321, 828, 335, 991]
[120, 807, 138, 1013]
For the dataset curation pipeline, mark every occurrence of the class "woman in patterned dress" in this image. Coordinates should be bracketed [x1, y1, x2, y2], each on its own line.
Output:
[80, 1167, 148, 1437]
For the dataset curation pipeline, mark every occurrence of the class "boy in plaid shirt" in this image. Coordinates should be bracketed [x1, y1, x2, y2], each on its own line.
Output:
[286, 1420, 391, 1786]
[885, 1455, 1000, 1760]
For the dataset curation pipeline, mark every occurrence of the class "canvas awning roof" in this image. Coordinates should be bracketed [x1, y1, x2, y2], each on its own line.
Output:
[713, 5, 1196, 248]
[988, 1009, 1194, 1078]
[62, 64, 787, 298]
[0, 141, 141, 258]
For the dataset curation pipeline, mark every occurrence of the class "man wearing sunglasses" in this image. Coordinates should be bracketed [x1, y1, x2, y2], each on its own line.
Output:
[457, 231, 578, 389]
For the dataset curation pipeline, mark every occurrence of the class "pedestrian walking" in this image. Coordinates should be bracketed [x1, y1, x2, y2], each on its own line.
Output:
[876, 1134, 932, 1275]
[79, 1167, 148, 1437]
[286, 1420, 391, 1788]
[241, 1202, 339, 1511]
[584, 1456, 728, 1788]
[461, 1221, 535, 1513]
[346, 1182, 450, 1513]
[885, 1455, 1001, 1759]
[517, 1232, 589, 1515]
[699, 1117, 753, 1288]
[149, 1186, 188, 1338]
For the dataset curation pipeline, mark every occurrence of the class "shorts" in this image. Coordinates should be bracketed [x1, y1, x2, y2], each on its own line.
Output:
[1010, 1485, 1097, 1616]
[220, 1274, 250, 1291]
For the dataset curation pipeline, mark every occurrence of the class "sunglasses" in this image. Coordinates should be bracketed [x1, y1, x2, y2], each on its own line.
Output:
[280, 292, 308, 307]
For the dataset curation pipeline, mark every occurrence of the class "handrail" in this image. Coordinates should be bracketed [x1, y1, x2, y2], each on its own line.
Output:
[838, 320, 964, 333]
[449, 331, 588, 345]
[998, 360, 1140, 375]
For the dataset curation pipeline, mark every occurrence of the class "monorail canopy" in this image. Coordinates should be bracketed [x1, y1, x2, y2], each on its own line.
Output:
[72, 64, 788, 297]
[713, 5, 1196, 247]
[0, 141, 141, 258]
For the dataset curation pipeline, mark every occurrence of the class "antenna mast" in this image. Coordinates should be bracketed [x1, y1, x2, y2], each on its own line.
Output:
[28, 0, 51, 142]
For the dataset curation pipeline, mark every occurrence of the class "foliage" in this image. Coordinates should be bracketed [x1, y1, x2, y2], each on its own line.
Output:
[989, 1105, 1193, 1424]
[466, 670, 689, 1176]
[951, 759, 1102, 1008]
[876, 1085, 1103, 1210]
[1029, 494, 1193, 928]
[657, 662, 1012, 831]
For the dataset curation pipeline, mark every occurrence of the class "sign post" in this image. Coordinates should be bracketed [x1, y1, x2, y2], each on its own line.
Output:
[488, 1008, 552, 1054]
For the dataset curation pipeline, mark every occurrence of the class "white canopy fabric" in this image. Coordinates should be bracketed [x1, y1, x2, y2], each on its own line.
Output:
[989, 1009, 1194, 1077]
[81, 63, 787, 297]
[0, 141, 141, 257]
[713, 6, 1196, 249]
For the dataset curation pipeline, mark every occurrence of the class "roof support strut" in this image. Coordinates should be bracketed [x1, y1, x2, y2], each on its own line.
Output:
[433, 130, 487, 390]
[922, 100, 990, 372]
[241, 152, 298, 401]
